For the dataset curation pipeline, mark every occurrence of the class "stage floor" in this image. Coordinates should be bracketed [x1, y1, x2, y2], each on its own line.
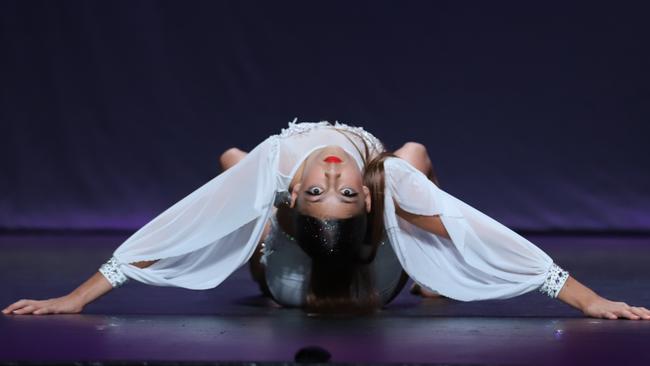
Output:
[1, 233, 649, 365]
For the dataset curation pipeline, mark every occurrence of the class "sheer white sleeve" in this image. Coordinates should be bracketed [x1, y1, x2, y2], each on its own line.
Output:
[98, 135, 280, 289]
[383, 157, 569, 301]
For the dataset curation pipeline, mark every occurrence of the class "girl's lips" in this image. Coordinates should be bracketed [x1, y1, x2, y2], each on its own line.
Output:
[323, 156, 343, 163]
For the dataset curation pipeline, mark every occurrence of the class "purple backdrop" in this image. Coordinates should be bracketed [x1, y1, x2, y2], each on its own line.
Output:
[1, 1, 649, 232]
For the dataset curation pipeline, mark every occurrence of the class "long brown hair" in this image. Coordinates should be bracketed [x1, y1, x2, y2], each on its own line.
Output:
[292, 127, 396, 315]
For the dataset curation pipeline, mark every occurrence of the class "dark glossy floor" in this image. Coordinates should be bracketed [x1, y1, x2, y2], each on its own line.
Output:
[1, 233, 650, 365]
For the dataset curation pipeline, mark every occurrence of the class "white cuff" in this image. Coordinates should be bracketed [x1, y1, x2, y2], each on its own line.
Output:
[538, 263, 569, 298]
[99, 256, 129, 288]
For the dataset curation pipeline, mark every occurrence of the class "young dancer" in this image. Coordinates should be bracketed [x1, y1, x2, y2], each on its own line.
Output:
[3, 120, 649, 319]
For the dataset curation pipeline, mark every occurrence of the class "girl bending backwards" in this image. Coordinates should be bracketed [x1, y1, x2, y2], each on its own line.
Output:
[3, 120, 649, 319]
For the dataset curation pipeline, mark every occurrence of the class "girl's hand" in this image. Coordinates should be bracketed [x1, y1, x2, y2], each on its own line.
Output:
[582, 297, 650, 320]
[2, 294, 84, 315]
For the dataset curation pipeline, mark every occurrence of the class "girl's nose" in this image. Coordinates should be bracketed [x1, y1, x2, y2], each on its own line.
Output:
[324, 170, 341, 178]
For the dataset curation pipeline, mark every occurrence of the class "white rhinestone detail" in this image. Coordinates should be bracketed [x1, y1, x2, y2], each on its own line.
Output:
[99, 256, 129, 288]
[279, 118, 331, 138]
[332, 120, 385, 157]
[279, 118, 385, 157]
[539, 263, 569, 298]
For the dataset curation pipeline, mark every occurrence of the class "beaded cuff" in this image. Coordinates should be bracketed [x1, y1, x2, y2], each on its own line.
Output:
[98, 256, 129, 288]
[538, 263, 569, 298]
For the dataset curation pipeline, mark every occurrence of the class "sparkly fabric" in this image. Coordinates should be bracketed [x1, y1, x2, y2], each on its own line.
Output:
[278, 118, 330, 138]
[279, 118, 385, 157]
[261, 215, 387, 266]
[260, 215, 402, 307]
[98, 256, 129, 288]
[538, 263, 569, 298]
[260, 217, 294, 266]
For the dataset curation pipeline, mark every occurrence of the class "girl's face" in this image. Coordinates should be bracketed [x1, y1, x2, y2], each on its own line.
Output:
[290, 145, 371, 219]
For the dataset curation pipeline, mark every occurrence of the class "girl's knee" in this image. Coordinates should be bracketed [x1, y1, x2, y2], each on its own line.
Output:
[396, 142, 432, 173]
[219, 147, 245, 170]
[402, 142, 428, 159]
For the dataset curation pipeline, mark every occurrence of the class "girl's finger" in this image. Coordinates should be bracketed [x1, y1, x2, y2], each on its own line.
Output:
[604, 312, 617, 320]
[6, 303, 28, 314]
[33, 308, 50, 315]
[630, 307, 650, 319]
[618, 309, 639, 320]
[3, 300, 28, 313]
[12, 305, 36, 315]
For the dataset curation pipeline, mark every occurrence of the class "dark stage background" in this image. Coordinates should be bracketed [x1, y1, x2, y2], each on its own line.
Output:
[1, 1, 648, 232]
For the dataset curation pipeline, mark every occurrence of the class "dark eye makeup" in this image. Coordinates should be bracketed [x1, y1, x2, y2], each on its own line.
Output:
[305, 186, 357, 197]
[306, 187, 323, 195]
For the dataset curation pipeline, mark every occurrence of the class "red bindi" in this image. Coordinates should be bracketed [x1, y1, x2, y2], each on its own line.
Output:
[323, 156, 343, 163]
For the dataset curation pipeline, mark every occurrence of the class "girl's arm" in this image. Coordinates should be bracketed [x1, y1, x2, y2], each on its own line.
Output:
[395, 207, 650, 320]
[2, 260, 156, 315]
[557, 275, 650, 320]
[2, 138, 275, 314]
[395, 205, 450, 239]
[390, 141, 650, 320]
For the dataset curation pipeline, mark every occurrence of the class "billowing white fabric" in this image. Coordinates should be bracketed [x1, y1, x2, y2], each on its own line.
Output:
[383, 157, 560, 301]
[103, 120, 567, 301]
[112, 135, 280, 289]
[108, 121, 380, 290]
